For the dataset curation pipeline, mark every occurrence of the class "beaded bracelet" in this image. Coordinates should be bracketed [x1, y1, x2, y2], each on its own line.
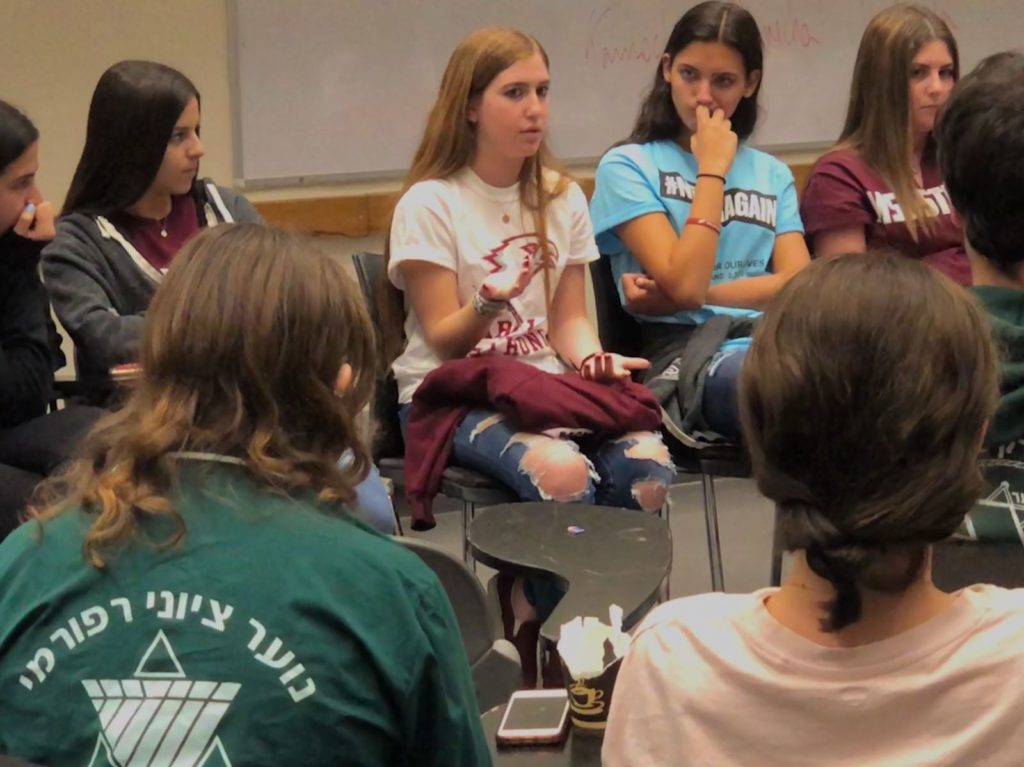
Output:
[472, 289, 508, 316]
[686, 216, 722, 235]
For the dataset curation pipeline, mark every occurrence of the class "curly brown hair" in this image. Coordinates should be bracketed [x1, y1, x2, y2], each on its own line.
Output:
[31, 224, 377, 568]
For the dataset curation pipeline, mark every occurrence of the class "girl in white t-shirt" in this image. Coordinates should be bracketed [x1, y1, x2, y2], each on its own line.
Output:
[604, 253, 1024, 766]
[384, 26, 675, 684]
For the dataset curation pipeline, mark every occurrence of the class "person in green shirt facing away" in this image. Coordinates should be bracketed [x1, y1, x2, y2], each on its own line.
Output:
[936, 51, 1024, 455]
[0, 223, 490, 766]
[931, 52, 1024, 572]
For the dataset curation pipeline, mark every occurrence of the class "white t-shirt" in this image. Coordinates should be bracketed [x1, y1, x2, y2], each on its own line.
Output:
[604, 585, 1024, 767]
[388, 167, 599, 404]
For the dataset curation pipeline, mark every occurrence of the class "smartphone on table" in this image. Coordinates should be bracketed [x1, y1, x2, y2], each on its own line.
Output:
[495, 688, 571, 747]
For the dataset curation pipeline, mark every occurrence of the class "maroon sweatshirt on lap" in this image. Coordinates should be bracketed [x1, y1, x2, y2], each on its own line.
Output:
[405, 357, 663, 529]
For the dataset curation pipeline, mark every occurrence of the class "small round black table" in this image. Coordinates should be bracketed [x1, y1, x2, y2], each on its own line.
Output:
[467, 502, 673, 644]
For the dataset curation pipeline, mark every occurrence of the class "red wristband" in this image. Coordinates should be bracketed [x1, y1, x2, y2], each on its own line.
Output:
[577, 352, 600, 372]
[686, 216, 722, 235]
[578, 352, 615, 381]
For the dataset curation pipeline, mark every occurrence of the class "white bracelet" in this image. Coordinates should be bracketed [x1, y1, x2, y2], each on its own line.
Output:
[473, 290, 507, 316]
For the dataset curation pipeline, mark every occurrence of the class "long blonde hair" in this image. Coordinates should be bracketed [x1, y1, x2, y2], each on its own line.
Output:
[837, 4, 958, 239]
[31, 224, 377, 568]
[380, 26, 570, 367]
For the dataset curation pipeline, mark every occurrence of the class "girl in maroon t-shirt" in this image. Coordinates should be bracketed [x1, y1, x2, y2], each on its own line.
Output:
[800, 5, 969, 285]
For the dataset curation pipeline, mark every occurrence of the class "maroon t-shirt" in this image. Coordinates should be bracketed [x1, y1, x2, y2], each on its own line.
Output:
[800, 148, 969, 285]
[110, 193, 200, 272]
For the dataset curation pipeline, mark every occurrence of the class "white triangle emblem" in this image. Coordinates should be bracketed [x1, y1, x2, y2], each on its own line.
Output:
[82, 631, 240, 766]
[134, 629, 186, 679]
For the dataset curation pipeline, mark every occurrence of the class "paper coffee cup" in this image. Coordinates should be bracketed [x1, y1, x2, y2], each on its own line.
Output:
[560, 654, 622, 731]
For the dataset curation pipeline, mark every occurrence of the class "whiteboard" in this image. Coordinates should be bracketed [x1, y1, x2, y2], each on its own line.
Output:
[229, 0, 1024, 185]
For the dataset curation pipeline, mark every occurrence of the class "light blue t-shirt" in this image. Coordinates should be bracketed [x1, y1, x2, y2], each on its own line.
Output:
[590, 140, 804, 325]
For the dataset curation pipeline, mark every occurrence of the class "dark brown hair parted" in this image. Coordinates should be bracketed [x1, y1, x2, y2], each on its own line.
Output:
[31, 224, 377, 568]
[626, 1, 764, 145]
[739, 252, 997, 631]
[63, 60, 201, 217]
[0, 99, 38, 175]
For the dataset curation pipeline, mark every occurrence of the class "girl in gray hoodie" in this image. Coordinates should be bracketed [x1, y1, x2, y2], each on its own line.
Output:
[42, 60, 262, 405]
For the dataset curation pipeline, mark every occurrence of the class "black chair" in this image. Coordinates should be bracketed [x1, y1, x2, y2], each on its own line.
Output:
[47, 321, 87, 411]
[351, 252, 516, 562]
[589, 256, 782, 590]
[47, 378, 85, 412]
[397, 537, 520, 711]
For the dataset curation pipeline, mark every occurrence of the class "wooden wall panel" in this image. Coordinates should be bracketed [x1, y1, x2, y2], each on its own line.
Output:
[253, 162, 814, 235]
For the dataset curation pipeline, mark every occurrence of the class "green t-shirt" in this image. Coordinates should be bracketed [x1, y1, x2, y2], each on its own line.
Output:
[0, 465, 490, 766]
[956, 286, 1024, 546]
[974, 285, 1024, 452]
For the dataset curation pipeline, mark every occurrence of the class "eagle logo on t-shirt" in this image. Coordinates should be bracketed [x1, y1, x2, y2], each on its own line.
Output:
[482, 234, 560, 275]
[470, 234, 561, 359]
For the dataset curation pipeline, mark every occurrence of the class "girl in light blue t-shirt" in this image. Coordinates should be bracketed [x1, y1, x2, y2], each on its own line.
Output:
[590, 1, 810, 441]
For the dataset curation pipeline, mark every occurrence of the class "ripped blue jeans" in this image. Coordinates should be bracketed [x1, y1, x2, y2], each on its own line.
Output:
[449, 409, 675, 511]
[400, 406, 675, 620]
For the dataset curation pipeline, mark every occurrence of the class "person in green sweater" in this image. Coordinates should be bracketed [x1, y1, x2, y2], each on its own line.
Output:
[932, 51, 1024, 571]
[0, 224, 489, 766]
[936, 51, 1024, 453]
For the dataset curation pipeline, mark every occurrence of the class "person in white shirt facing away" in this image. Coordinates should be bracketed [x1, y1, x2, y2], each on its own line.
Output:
[604, 251, 1024, 767]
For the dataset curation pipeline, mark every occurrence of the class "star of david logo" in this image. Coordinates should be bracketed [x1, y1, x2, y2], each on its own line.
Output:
[82, 630, 240, 766]
[960, 459, 1024, 545]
